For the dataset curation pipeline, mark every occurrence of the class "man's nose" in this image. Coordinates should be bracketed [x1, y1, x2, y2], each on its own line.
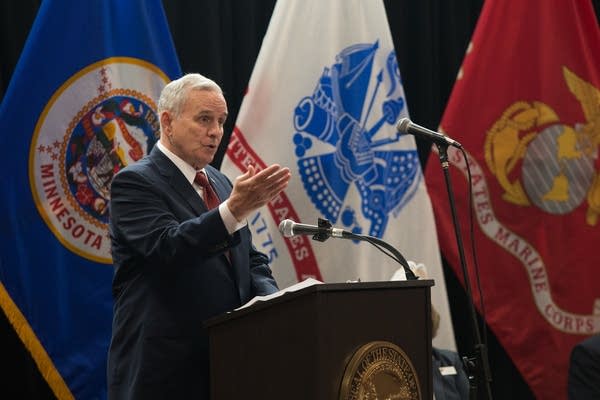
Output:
[207, 122, 222, 137]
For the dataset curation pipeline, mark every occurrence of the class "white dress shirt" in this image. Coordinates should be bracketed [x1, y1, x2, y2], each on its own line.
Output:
[155, 141, 246, 234]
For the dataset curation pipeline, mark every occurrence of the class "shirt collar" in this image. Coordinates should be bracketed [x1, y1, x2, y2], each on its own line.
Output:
[156, 141, 203, 185]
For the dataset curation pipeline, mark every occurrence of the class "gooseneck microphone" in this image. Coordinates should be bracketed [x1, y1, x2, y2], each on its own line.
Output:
[278, 218, 417, 280]
[278, 219, 348, 239]
[396, 117, 462, 148]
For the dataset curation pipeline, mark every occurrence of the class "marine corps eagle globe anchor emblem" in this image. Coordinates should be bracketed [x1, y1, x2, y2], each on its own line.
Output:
[485, 66, 600, 225]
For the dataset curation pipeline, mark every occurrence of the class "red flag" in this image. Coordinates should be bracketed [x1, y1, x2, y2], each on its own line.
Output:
[425, 1, 600, 398]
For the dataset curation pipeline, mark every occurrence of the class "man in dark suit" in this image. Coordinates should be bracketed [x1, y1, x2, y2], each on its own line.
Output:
[568, 333, 600, 400]
[106, 73, 291, 399]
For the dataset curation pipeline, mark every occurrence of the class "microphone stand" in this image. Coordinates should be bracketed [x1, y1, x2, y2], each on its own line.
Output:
[310, 218, 418, 280]
[434, 144, 492, 400]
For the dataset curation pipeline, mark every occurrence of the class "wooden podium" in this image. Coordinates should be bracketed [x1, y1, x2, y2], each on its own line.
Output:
[205, 279, 434, 399]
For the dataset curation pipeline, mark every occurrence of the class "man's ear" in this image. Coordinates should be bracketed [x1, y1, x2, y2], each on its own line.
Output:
[160, 111, 172, 135]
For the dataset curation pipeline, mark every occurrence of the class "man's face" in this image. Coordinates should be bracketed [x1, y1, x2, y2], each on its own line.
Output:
[161, 88, 228, 169]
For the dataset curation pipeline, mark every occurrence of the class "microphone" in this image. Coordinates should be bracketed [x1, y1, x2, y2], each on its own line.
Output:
[278, 219, 348, 240]
[396, 117, 462, 148]
[278, 218, 418, 280]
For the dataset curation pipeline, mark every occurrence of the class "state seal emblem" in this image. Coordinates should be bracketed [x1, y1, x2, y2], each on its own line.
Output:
[29, 57, 168, 263]
[339, 341, 421, 400]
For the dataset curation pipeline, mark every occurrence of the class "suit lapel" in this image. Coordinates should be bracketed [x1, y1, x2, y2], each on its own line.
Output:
[204, 166, 231, 203]
[150, 149, 239, 283]
[149, 147, 207, 216]
[204, 166, 243, 282]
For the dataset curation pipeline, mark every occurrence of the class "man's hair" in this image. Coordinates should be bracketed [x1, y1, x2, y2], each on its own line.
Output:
[158, 73, 223, 118]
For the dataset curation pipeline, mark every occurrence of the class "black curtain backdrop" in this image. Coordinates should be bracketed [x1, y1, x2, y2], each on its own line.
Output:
[1, 1, 599, 399]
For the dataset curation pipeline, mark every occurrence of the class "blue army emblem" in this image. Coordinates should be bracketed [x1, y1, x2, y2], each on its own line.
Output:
[292, 41, 421, 238]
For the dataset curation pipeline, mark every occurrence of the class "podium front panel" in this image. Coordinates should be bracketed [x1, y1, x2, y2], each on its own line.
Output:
[206, 280, 433, 399]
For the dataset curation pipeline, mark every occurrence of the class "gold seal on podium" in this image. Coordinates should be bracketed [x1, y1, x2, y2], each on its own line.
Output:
[339, 341, 421, 400]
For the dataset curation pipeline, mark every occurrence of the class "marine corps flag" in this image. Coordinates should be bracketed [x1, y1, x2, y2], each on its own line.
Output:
[424, 0, 600, 398]
[221, 0, 457, 350]
[0, 0, 181, 398]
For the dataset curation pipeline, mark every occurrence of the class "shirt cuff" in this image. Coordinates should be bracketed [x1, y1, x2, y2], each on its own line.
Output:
[219, 200, 247, 234]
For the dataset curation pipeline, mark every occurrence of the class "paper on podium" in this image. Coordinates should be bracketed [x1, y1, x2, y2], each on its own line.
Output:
[236, 277, 323, 310]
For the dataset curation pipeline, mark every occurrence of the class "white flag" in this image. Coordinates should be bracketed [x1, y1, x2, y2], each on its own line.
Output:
[221, 0, 456, 350]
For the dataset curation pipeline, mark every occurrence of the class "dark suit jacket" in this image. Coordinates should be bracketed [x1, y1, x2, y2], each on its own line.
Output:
[568, 333, 600, 400]
[432, 347, 469, 400]
[107, 146, 278, 400]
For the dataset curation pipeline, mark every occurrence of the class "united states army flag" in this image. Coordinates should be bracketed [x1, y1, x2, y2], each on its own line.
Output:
[221, 0, 456, 351]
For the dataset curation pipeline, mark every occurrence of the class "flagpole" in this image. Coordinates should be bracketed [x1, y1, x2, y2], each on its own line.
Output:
[434, 144, 493, 400]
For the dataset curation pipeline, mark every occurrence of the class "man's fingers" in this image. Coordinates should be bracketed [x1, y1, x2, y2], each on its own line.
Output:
[261, 169, 291, 195]
[265, 167, 291, 184]
[264, 170, 291, 192]
[234, 164, 290, 201]
[239, 164, 255, 180]
[252, 164, 285, 181]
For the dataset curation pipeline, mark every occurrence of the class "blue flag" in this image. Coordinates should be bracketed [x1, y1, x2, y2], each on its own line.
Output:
[0, 1, 181, 398]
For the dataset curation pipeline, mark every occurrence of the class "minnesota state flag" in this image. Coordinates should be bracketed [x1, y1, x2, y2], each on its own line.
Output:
[0, 1, 181, 398]
[425, 0, 600, 398]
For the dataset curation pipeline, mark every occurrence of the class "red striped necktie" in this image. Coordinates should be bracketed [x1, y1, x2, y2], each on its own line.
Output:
[194, 170, 231, 263]
[194, 171, 220, 209]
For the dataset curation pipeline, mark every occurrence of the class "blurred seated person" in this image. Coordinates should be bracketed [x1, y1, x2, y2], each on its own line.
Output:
[568, 333, 600, 400]
[431, 304, 469, 400]
[391, 262, 469, 400]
